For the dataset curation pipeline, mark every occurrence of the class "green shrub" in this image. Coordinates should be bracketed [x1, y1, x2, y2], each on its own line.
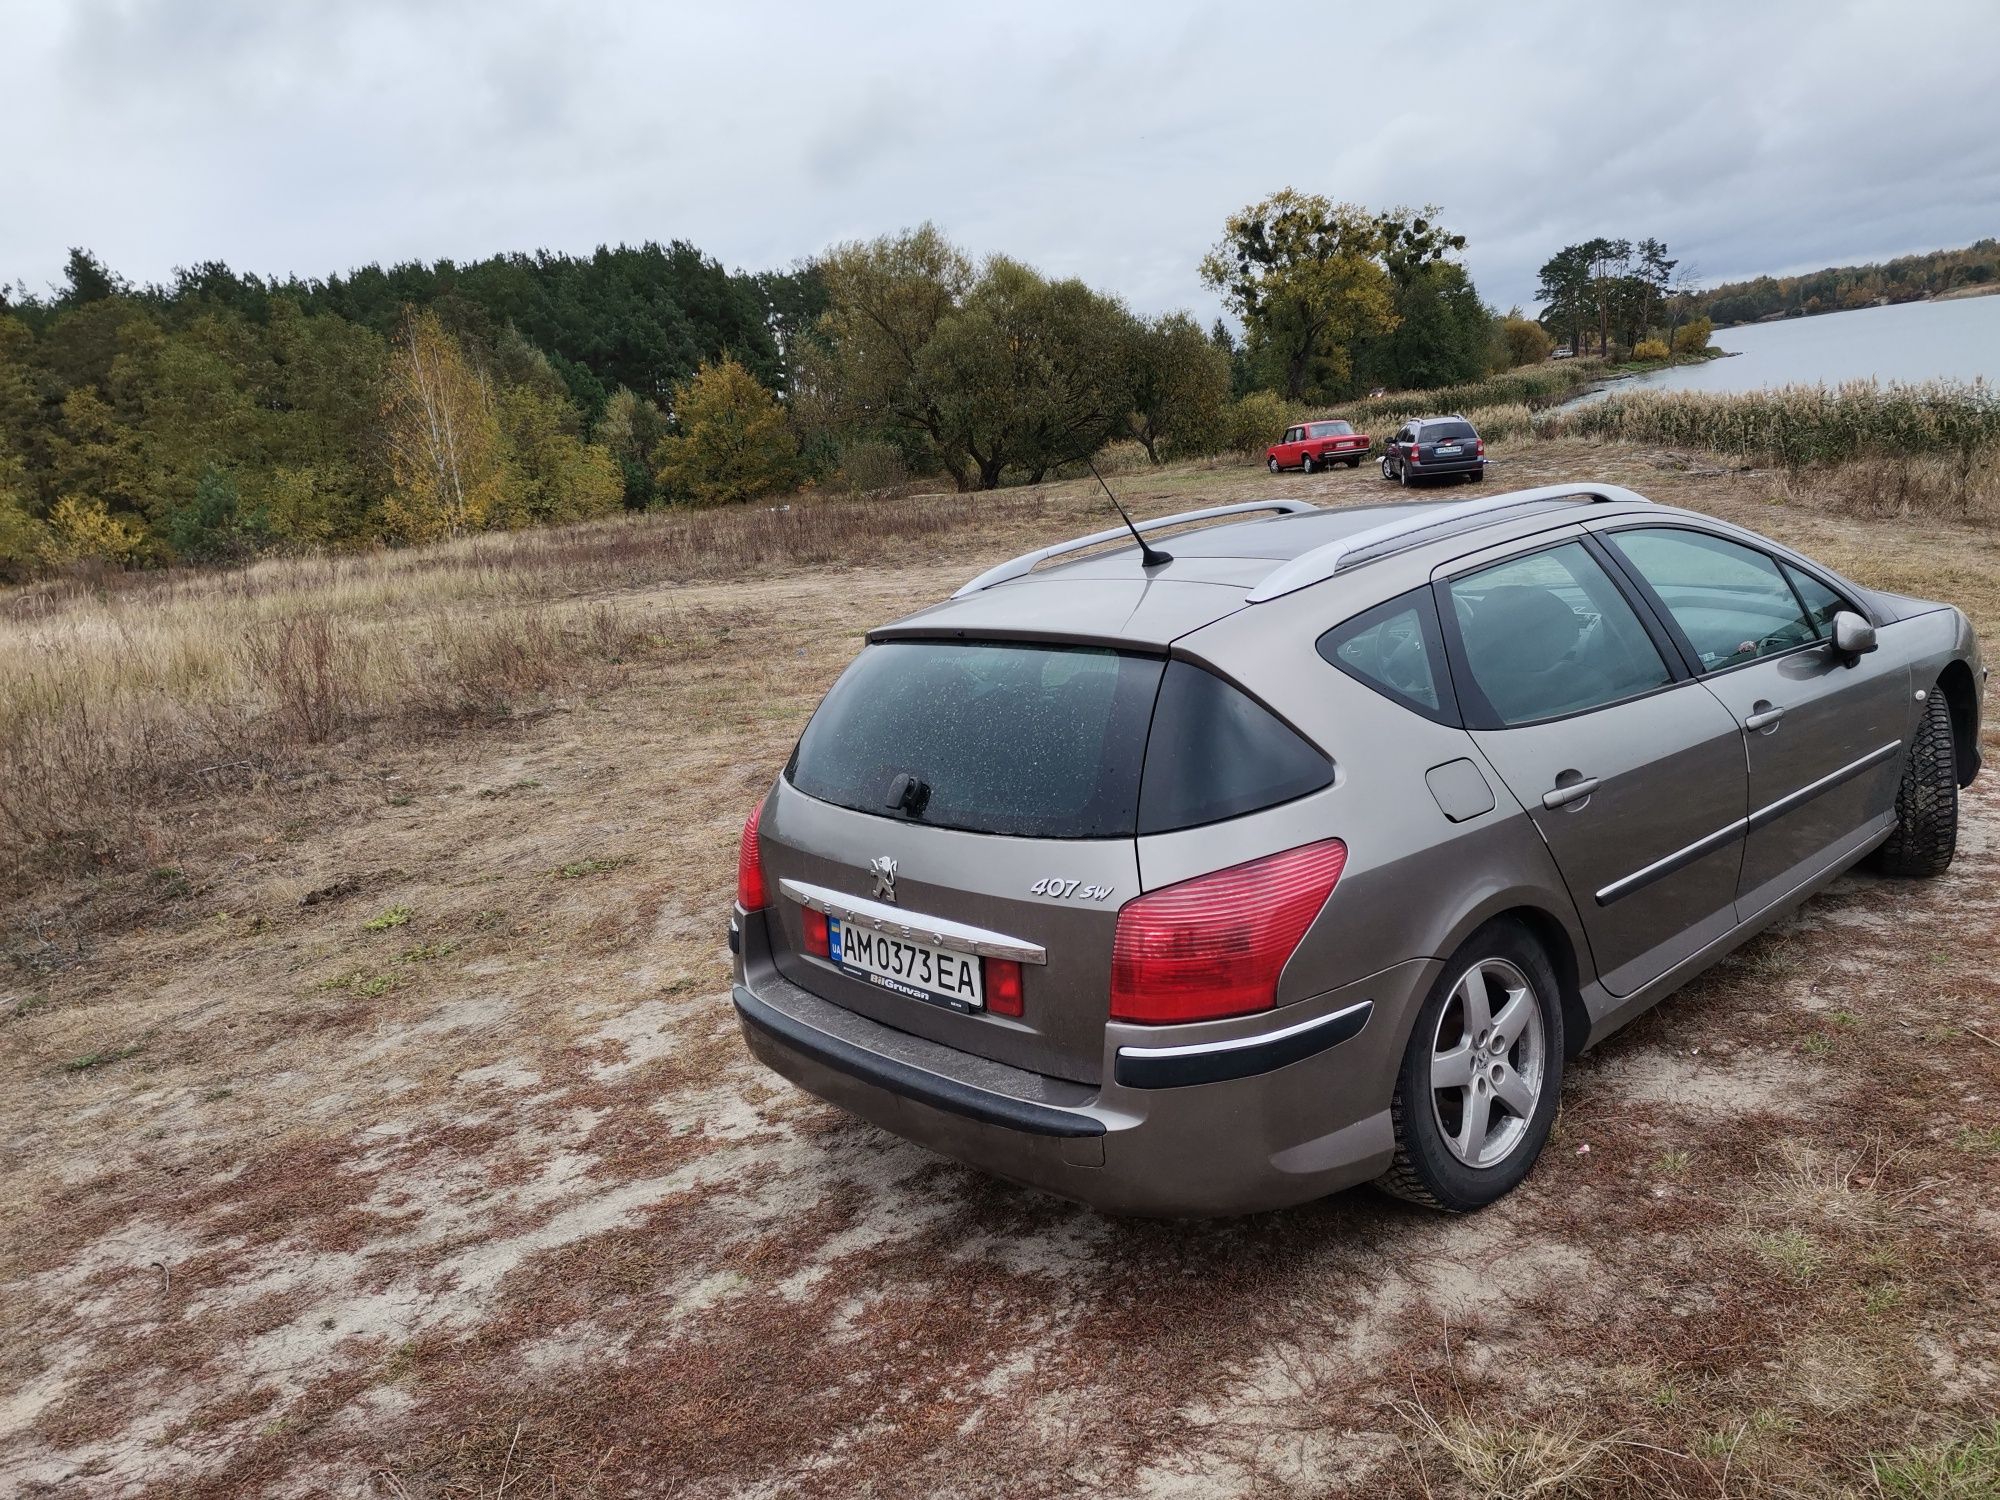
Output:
[1498, 317, 1554, 368]
[1672, 317, 1714, 358]
[1220, 391, 1295, 454]
[653, 358, 800, 507]
[835, 439, 909, 495]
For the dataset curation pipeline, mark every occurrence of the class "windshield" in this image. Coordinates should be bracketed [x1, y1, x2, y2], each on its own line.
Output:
[1307, 421, 1354, 437]
[1423, 421, 1477, 442]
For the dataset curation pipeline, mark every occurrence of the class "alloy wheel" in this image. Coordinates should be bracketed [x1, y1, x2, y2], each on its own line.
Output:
[1428, 957, 1546, 1168]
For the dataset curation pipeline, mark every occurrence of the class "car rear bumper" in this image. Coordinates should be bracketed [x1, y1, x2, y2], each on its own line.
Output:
[1411, 457, 1485, 476]
[733, 912, 1436, 1217]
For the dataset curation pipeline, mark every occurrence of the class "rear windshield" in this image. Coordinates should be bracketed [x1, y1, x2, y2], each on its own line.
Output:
[1422, 421, 1477, 442]
[788, 642, 1331, 839]
[789, 642, 1161, 838]
[1307, 421, 1354, 437]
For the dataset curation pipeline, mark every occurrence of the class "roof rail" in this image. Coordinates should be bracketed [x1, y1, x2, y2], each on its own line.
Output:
[1244, 482, 1655, 604]
[952, 499, 1319, 598]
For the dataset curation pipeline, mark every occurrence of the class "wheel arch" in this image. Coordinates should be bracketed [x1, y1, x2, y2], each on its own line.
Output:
[1937, 658, 1980, 788]
[1502, 905, 1590, 1060]
[1434, 895, 1592, 1061]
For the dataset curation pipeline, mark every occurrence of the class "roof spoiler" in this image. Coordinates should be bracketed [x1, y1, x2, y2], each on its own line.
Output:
[952, 499, 1318, 598]
[1244, 482, 1656, 603]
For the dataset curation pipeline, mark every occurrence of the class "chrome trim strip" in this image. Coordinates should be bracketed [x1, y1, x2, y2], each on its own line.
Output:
[1744, 739, 1902, 833]
[1114, 999, 1374, 1062]
[1112, 1000, 1375, 1088]
[1245, 482, 1657, 604]
[1594, 739, 1905, 906]
[778, 878, 1048, 964]
[952, 499, 1318, 596]
[1595, 817, 1747, 907]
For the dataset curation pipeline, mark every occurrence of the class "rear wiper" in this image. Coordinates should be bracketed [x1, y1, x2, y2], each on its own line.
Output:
[886, 772, 931, 818]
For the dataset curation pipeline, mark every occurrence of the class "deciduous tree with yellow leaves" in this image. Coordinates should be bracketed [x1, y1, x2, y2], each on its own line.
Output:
[653, 358, 799, 507]
[380, 310, 507, 541]
[1200, 190, 1400, 402]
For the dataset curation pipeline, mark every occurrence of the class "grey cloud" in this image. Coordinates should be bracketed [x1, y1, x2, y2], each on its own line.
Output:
[5, 0, 1996, 315]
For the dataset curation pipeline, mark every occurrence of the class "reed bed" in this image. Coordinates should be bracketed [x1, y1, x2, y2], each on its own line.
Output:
[1323, 362, 1605, 431]
[1537, 378, 2000, 466]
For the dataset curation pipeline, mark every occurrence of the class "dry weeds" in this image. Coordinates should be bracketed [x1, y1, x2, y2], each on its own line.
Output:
[2, 440, 1997, 1498]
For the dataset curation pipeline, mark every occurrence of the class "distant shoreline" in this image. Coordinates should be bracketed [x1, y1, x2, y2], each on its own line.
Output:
[1715, 284, 2000, 328]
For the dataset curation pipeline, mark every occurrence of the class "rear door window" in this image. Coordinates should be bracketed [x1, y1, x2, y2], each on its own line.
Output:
[1446, 543, 1672, 726]
[1137, 662, 1332, 833]
[1606, 527, 1818, 671]
[789, 642, 1163, 838]
[1319, 589, 1455, 721]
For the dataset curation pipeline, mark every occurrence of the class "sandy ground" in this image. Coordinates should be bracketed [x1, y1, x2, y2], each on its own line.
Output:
[3, 443, 1998, 1498]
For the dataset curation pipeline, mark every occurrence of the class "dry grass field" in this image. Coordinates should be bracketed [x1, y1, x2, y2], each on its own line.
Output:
[3, 439, 1998, 1499]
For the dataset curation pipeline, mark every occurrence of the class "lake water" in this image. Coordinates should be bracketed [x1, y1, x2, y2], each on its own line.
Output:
[1580, 293, 2000, 399]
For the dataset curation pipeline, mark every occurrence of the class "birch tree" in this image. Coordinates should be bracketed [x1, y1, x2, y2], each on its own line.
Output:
[381, 309, 504, 541]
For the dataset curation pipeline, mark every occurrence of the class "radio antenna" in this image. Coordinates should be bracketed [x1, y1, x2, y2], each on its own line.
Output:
[1087, 458, 1172, 569]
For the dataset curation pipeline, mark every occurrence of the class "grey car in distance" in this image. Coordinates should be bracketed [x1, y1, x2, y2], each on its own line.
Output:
[730, 483, 1985, 1215]
[1383, 415, 1487, 486]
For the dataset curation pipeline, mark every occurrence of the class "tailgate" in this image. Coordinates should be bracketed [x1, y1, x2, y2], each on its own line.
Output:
[762, 784, 1130, 1085]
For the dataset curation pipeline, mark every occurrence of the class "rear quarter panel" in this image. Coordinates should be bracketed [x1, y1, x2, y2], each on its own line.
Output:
[1167, 594, 1591, 1048]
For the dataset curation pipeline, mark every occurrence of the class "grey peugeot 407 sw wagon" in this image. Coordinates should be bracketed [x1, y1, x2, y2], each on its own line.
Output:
[730, 483, 1984, 1215]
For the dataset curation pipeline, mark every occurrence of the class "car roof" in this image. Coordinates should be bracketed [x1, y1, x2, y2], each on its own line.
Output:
[869, 486, 1668, 650]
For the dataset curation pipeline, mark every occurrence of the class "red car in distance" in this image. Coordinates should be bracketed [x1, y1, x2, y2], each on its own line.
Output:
[1267, 419, 1371, 473]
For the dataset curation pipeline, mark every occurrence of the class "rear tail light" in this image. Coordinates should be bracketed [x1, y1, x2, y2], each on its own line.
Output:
[985, 957, 1024, 1018]
[1408, 446, 1421, 463]
[801, 906, 829, 957]
[736, 802, 769, 910]
[1475, 438, 1486, 456]
[1110, 840, 1347, 1025]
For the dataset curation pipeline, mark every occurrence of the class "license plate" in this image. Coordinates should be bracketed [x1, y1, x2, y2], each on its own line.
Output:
[1436, 444, 1461, 455]
[828, 918, 984, 1012]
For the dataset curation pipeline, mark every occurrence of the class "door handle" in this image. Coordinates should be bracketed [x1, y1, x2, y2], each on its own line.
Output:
[1744, 702, 1786, 732]
[1542, 776, 1600, 810]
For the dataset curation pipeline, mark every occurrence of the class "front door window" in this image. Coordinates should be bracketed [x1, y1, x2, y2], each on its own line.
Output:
[1605, 527, 1818, 672]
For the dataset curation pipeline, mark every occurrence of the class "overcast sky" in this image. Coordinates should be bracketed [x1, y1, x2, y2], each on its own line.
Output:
[6, 0, 1997, 319]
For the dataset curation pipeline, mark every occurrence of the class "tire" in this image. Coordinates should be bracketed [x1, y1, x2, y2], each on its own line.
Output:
[1268, 456, 1281, 474]
[1871, 690, 1958, 877]
[1302, 452, 1318, 474]
[1464, 468, 1483, 483]
[1399, 464, 1414, 488]
[1381, 456, 1396, 482]
[1346, 457, 1362, 468]
[1378, 920, 1565, 1212]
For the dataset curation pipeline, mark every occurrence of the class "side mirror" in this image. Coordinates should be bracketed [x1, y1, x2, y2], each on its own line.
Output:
[1831, 610, 1877, 659]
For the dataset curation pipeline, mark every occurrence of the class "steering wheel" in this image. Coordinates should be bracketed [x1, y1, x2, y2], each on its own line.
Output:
[1359, 618, 1430, 696]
